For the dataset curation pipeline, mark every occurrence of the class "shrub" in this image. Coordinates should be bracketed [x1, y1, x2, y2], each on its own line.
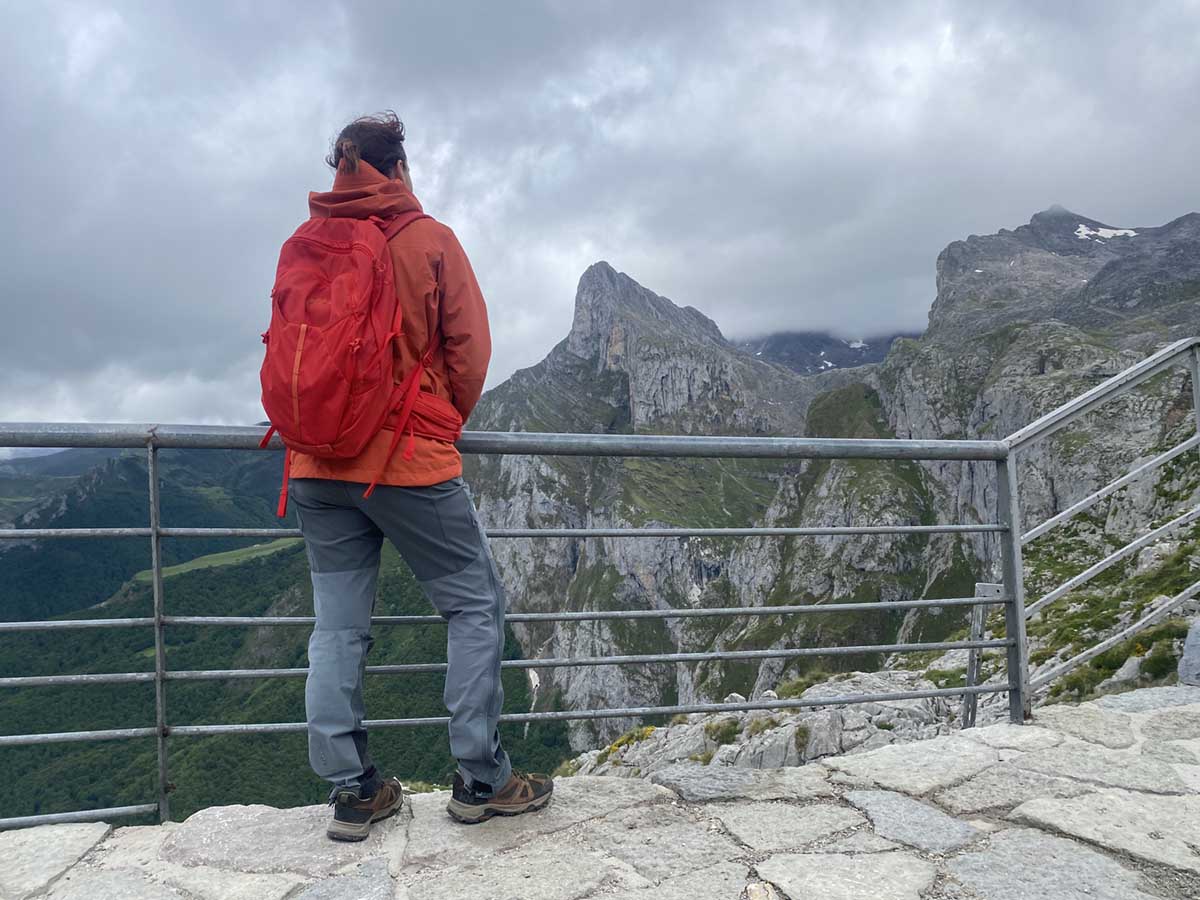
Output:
[1141, 640, 1178, 680]
[746, 716, 779, 738]
[689, 750, 714, 765]
[669, 714, 690, 726]
[793, 724, 811, 753]
[551, 758, 580, 778]
[704, 718, 740, 745]
[876, 721, 895, 731]
[777, 669, 832, 700]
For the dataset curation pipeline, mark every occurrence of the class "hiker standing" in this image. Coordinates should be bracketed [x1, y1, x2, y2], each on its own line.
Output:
[259, 112, 552, 841]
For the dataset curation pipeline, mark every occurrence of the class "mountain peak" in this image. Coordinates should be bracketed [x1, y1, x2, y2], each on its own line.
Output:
[567, 262, 725, 359]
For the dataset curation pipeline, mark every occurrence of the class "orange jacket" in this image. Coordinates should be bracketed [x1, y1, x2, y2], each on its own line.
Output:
[288, 162, 491, 487]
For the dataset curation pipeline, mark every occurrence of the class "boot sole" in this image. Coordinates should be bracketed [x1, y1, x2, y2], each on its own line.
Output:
[326, 795, 406, 842]
[446, 791, 552, 825]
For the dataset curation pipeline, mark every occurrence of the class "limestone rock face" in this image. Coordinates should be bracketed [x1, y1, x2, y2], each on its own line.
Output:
[461, 211, 1200, 749]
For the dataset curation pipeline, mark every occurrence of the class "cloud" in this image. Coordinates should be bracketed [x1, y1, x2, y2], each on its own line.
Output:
[1, 0, 1198, 427]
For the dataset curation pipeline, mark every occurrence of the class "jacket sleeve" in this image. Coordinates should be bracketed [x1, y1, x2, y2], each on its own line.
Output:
[437, 229, 492, 421]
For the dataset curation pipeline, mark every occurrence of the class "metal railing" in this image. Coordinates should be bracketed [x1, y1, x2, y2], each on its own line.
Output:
[0, 424, 1017, 829]
[1003, 338, 1200, 692]
[1, 337, 1197, 829]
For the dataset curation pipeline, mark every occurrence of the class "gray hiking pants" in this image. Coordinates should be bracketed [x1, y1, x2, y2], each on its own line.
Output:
[290, 476, 511, 794]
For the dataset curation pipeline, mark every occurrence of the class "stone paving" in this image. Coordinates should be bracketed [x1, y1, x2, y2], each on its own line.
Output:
[6, 686, 1200, 899]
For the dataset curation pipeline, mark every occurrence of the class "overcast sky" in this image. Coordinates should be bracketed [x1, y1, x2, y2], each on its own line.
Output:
[1, 1, 1198, 430]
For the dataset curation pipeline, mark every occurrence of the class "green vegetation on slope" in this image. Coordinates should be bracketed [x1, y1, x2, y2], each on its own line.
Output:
[0, 542, 571, 822]
[132, 538, 302, 583]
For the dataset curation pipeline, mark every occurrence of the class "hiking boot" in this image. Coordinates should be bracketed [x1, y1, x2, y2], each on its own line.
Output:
[326, 775, 406, 842]
[446, 771, 553, 824]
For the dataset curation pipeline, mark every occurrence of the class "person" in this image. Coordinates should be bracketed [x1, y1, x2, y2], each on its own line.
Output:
[281, 112, 552, 841]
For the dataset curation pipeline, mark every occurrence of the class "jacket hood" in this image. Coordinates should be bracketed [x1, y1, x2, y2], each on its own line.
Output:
[308, 161, 424, 220]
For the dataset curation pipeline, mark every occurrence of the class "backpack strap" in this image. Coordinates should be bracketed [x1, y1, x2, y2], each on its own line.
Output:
[380, 211, 431, 240]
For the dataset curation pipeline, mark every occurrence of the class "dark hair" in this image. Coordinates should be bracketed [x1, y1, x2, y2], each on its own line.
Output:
[326, 111, 407, 176]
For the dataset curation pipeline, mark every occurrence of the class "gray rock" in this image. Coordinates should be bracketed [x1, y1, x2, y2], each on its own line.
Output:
[294, 860, 391, 900]
[404, 777, 671, 867]
[845, 790, 980, 854]
[960, 722, 1061, 752]
[403, 838, 651, 899]
[650, 763, 833, 803]
[755, 851, 936, 900]
[743, 884, 783, 900]
[1094, 685, 1200, 712]
[948, 827, 1159, 900]
[933, 763, 1094, 816]
[1010, 789, 1200, 874]
[823, 734, 999, 795]
[1138, 705, 1200, 742]
[1140, 740, 1200, 765]
[1011, 741, 1190, 794]
[579, 804, 742, 880]
[1033, 704, 1135, 749]
[160, 803, 404, 877]
[46, 868, 184, 900]
[644, 862, 752, 900]
[712, 802, 865, 851]
[818, 830, 902, 853]
[1180, 618, 1200, 685]
[89, 822, 303, 900]
[0, 822, 110, 900]
[724, 692, 747, 703]
[1098, 653, 1142, 691]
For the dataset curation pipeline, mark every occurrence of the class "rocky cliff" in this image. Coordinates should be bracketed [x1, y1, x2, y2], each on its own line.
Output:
[466, 209, 1200, 749]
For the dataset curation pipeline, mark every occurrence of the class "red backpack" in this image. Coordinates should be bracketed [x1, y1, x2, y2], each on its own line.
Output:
[259, 212, 436, 516]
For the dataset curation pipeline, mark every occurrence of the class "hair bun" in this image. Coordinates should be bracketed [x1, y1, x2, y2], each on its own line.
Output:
[338, 139, 360, 173]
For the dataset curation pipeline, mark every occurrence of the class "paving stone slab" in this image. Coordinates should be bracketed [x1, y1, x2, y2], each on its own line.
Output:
[933, 762, 1094, 816]
[294, 859, 391, 900]
[1138, 706, 1200, 742]
[948, 827, 1159, 900]
[960, 722, 1062, 752]
[822, 735, 999, 796]
[0, 821, 111, 900]
[817, 830, 902, 853]
[1010, 789, 1200, 875]
[1033, 704, 1135, 749]
[627, 862, 750, 899]
[578, 803, 742, 879]
[402, 839, 650, 899]
[91, 823, 304, 900]
[649, 763, 833, 803]
[1094, 685, 1200, 712]
[160, 803, 403, 877]
[845, 790, 980, 854]
[46, 868, 184, 900]
[403, 776, 671, 868]
[711, 802, 865, 851]
[1011, 741, 1191, 794]
[756, 851, 935, 900]
[1141, 740, 1200, 765]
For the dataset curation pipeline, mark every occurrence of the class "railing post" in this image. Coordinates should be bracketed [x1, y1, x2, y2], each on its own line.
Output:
[996, 455, 1032, 722]
[147, 444, 171, 822]
[961, 582, 1000, 728]
[1190, 346, 1200, 442]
